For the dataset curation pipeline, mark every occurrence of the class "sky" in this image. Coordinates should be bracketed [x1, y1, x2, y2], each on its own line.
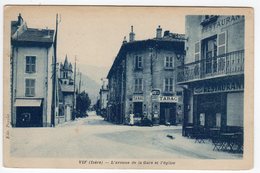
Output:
[5, 6, 185, 70]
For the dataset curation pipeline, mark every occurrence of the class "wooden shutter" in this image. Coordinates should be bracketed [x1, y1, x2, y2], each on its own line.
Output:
[194, 41, 200, 61]
[217, 31, 227, 55]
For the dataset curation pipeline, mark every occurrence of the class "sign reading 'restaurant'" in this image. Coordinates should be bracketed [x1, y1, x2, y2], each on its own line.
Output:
[194, 80, 244, 95]
[159, 96, 178, 103]
[202, 15, 244, 33]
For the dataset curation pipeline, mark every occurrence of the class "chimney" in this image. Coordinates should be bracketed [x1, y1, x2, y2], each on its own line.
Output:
[18, 13, 23, 26]
[164, 30, 170, 37]
[156, 25, 162, 39]
[122, 36, 127, 44]
[129, 25, 135, 42]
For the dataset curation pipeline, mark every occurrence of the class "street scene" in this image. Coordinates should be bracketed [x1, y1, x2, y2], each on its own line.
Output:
[6, 6, 245, 162]
[10, 112, 242, 159]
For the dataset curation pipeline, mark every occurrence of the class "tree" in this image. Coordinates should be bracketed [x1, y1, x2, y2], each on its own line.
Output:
[76, 91, 91, 118]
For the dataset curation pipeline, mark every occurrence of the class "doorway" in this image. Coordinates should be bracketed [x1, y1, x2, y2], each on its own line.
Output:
[160, 103, 176, 125]
[133, 102, 143, 117]
[16, 106, 43, 127]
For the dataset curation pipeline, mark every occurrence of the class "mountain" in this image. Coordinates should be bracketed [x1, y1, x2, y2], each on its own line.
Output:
[76, 64, 111, 105]
[77, 64, 110, 85]
[78, 73, 100, 105]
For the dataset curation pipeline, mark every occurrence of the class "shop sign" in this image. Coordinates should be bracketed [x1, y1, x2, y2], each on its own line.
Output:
[202, 15, 244, 33]
[159, 96, 178, 103]
[194, 80, 244, 95]
[133, 95, 144, 102]
[151, 89, 160, 96]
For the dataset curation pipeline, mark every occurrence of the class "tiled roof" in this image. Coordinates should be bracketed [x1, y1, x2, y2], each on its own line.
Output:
[13, 28, 54, 43]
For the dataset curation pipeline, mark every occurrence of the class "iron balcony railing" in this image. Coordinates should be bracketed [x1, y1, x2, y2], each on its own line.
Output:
[177, 50, 244, 83]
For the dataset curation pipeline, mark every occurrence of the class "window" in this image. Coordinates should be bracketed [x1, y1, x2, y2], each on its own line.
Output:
[164, 78, 173, 92]
[25, 56, 36, 73]
[25, 79, 35, 97]
[134, 78, 143, 92]
[135, 56, 143, 69]
[165, 56, 173, 68]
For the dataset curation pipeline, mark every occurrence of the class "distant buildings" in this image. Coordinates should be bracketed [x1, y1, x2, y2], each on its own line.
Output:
[106, 26, 185, 125]
[178, 15, 244, 135]
[57, 55, 76, 123]
[10, 14, 56, 127]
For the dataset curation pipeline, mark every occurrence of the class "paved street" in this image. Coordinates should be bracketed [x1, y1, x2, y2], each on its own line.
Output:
[10, 112, 242, 159]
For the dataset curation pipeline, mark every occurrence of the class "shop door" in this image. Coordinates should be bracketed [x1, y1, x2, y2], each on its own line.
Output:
[16, 107, 43, 127]
[160, 103, 176, 125]
[133, 102, 143, 117]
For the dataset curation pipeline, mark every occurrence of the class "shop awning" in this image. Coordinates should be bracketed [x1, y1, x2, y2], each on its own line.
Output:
[15, 98, 42, 107]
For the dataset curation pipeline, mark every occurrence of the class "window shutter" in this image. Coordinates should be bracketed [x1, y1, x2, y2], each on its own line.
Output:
[195, 41, 200, 61]
[218, 31, 227, 55]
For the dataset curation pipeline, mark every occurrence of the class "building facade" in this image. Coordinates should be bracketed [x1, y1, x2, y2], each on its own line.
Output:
[178, 15, 244, 135]
[107, 26, 185, 125]
[10, 14, 56, 127]
[57, 55, 75, 123]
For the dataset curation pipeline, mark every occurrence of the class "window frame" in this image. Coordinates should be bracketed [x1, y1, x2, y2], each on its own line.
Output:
[164, 78, 174, 92]
[25, 78, 36, 97]
[25, 56, 36, 73]
[134, 78, 143, 93]
[135, 56, 143, 70]
[164, 56, 174, 69]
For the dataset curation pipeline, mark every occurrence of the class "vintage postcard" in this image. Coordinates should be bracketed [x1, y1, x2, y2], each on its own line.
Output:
[3, 6, 254, 169]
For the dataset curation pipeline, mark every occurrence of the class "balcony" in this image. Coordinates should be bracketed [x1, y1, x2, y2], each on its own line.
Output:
[177, 50, 244, 84]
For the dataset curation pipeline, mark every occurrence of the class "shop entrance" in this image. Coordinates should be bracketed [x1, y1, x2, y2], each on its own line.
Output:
[160, 103, 176, 125]
[16, 106, 43, 127]
[133, 102, 143, 117]
[197, 93, 224, 128]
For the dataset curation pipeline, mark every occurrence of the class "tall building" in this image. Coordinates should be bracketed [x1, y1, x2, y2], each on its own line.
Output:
[57, 55, 75, 123]
[107, 26, 185, 125]
[178, 15, 244, 135]
[10, 14, 56, 127]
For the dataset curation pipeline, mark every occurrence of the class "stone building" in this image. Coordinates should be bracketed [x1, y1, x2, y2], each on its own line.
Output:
[57, 55, 75, 123]
[178, 15, 244, 135]
[10, 14, 56, 127]
[107, 26, 185, 125]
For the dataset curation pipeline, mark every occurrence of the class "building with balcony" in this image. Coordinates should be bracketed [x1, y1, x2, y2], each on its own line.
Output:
[178, 15, 244, 135]
[107, 26, 185, 125]
[10, 14, 56, 127]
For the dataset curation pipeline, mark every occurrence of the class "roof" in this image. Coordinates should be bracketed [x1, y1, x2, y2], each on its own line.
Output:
[12, 28, 54, 43]
[107, 38, 185, 78]
[60, 84, 74, 93]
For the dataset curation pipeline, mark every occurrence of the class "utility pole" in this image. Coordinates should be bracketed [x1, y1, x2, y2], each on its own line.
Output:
[79, 72, 82, 94]
[51, 14, 59, 127]
[72, 56, 77, 120]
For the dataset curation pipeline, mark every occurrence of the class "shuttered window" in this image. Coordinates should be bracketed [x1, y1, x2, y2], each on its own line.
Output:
[134, 78, 143, 92]
[25, 79, 35, 97]
[218, 32, 227, 55]
[135, 56, 143, 69]
[25, 56, 36, 73]
[164, 78, 173, 92]
[195, 41, 200, 61]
